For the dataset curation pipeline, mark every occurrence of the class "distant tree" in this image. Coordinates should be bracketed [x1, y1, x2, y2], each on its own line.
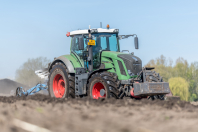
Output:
[146, 55, 173, 82]
[169, 77, 189, 101]
[173, 57, 189, 78]
[15, 57, 50, 87]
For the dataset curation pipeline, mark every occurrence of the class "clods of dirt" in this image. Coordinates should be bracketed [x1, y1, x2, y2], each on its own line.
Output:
[0, 95, 198, 132]
[0, 94, 196, 110]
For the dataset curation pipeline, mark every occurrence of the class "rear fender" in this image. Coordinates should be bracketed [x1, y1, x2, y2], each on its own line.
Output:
[49, 55, 82, 73]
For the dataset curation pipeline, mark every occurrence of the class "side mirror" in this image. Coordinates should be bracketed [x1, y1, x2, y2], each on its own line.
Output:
[134, 37, 139, 49]
[79, 37, 84, 50]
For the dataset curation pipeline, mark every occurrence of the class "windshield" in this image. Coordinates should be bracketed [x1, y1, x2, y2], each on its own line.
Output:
[71, 33, 119, 69]
[91, 33, 119, 52]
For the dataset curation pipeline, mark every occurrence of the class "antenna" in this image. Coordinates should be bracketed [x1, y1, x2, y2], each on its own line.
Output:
[100, 22, 102, 28]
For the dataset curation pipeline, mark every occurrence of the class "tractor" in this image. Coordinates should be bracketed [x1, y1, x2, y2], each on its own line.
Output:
[46, 24, 170, 100]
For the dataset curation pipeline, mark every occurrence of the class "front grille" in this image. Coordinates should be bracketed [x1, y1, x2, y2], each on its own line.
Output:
[123, 59, 132, 72]
[118, 60, 126, 76]
[118, 54, 142, 75]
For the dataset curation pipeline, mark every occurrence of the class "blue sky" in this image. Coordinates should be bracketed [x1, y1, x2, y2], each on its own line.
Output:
[0, 0, 198, 79]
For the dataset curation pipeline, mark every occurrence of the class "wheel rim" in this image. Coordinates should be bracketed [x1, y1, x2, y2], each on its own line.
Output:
[92, 82, 106, 99]
[53, 74, 65, 98]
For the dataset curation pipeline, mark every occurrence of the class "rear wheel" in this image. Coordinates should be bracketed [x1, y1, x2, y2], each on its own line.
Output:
[88, 72, 120, 99]
[48, 63, 69, 98]
[68, 74, 75, 98]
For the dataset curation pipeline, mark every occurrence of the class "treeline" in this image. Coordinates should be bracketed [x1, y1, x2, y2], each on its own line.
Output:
[146, 55, 198, 101]
[15, 57, 50, 87]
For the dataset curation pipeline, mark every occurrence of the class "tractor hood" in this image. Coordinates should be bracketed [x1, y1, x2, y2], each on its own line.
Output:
[101, 51, 124, 59]
[101, 51, 142, 75]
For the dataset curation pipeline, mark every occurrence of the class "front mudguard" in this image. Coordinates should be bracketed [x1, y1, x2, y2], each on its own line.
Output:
[133, 82, 170, 96]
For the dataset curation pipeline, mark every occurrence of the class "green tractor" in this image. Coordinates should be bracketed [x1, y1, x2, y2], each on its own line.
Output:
[47, 25, 171, 99]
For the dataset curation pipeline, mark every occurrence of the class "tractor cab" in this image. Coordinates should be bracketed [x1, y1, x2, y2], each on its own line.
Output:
[68, 26, 138, 71]
[69, 28, 120, 69]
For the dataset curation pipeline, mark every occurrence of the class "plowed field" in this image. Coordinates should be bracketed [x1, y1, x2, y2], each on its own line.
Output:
[0, 95, 198, 132]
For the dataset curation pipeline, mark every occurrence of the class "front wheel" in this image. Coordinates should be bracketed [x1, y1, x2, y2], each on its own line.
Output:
[88, 72, 120, 99]
[48, 63, 69, 98]
[148, 95, 166, 100]
[88, 74, 110, 99]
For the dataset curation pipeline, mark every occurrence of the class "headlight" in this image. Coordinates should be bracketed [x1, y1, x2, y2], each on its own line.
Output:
[128, 70, 134, 76]
[91, 29, 98, 33]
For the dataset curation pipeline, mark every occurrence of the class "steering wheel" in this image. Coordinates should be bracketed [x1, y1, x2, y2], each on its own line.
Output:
[94, 46, 102, 52]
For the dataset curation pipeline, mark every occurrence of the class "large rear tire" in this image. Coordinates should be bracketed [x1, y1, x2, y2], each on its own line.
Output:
[68, 74, 75, 98]
[48, 63, 69, 98]
[88, 72, 120, 99]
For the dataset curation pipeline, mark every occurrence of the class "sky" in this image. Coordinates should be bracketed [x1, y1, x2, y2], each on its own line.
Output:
[0, 0, 198, 79]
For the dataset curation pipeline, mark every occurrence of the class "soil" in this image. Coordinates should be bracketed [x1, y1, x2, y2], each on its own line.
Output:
[0, 95, 198, 132]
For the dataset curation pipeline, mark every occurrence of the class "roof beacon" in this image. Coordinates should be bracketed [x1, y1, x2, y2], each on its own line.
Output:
[107, 24, 110, 29]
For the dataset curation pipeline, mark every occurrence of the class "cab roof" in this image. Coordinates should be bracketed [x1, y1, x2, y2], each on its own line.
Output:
[69, 28, 119, 36]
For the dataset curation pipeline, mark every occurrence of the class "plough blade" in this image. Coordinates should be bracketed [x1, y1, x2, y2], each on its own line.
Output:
[35, 68, 49, 79]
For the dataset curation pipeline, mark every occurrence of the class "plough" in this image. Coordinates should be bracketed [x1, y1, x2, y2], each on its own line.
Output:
[15, 69, 49, 97]
[16, 84, 48, 97]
